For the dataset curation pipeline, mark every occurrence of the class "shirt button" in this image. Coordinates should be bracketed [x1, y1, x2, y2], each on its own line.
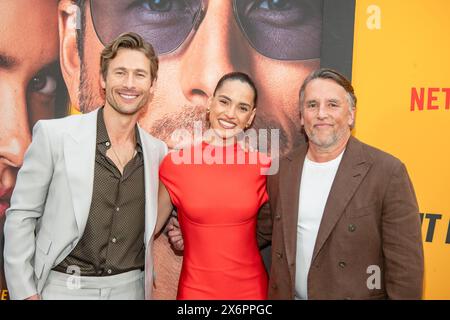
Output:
[105, 141, 110, 147]
[339, 261, 346, 268]
[348, 224, 356, 232]
[276, 251, 283, 259]
[116, 207, 120, 212]
[275, 214, 281, 220]
[111, 238, 117, 243]
[107, 269, 112, 275]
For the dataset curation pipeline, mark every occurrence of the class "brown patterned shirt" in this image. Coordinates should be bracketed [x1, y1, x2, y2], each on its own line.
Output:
[54, 107, 146, 276]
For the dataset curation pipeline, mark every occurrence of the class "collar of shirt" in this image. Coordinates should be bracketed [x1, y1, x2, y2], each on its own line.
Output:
[96, 106, 143, 155]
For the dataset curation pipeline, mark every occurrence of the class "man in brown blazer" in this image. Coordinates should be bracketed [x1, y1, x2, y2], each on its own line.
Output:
[167, 68, 424, 300]
[257, 68, 424, 300]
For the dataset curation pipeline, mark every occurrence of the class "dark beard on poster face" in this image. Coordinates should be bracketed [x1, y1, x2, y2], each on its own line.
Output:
[251, 114, 305, 156]
[148, 105, 207, 147]
[79, 67, 102, 113]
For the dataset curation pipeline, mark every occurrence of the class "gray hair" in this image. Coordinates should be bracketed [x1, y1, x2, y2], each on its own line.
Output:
[299, 68, 357, 128]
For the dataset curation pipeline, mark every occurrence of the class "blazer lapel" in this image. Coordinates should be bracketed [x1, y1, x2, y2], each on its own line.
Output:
[64, 110, 98, 237]
[311, 137, 372, 263]
[280, 144, 308, 282]
[138, 126, 158, 247]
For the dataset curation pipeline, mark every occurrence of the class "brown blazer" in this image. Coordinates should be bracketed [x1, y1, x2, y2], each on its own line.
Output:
[257, 136, 424, 299]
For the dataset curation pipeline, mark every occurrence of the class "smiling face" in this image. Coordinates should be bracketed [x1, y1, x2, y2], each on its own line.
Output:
[208, 79, 256, 141]
[100, 48, 154, 116]
[301, 78, 355, 151]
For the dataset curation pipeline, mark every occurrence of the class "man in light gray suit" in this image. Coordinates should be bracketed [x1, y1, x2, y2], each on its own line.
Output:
[3, 32, 167, 300]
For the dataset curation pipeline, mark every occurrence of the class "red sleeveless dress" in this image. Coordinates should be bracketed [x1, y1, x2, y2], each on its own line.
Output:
[159, 142, 270, 299]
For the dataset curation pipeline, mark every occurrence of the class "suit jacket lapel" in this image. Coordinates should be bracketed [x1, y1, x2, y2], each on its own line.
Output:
[64, 110, 98, 237]
[311, 136, 372, 263]
[138, 125, 158, 247]
[139, 127, 161, 298]
[280, 144, 308, 282]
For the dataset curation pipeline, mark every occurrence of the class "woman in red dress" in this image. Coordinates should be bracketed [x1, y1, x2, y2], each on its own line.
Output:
[155, 72, 270, 300]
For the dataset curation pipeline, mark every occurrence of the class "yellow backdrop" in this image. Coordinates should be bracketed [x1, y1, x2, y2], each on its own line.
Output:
[352, 0, 450, 299]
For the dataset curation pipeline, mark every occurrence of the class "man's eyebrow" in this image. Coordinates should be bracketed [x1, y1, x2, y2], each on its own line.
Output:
[113, 67, 149, 74]
[327, 98, 341, 103]
[0, 52, 19, 70]
[305, 98, 342, 103]
[134, 68, 149, 74]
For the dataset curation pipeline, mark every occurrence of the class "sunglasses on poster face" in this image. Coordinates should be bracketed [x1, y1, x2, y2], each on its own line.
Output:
[90, 0, 323, 60]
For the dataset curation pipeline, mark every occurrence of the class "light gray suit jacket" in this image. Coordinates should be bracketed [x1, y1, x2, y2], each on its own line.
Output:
[3, 109, 167, 300]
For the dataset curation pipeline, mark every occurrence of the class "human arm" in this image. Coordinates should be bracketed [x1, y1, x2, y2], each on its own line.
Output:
[256, 201, 273, 249]
[4, 121, 54, 300]
[382, 162, 424, 299]
[154, 181, 174, 236]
